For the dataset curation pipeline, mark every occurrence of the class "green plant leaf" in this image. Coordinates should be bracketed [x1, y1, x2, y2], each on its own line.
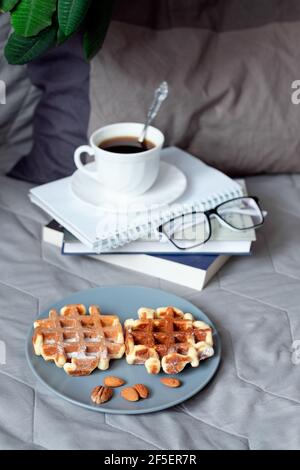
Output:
[56, 24, 75, 45]
[83, 0, 114, 60]
[11, 0, 57, 37]
[0, 0, 20, 12]
[0, 0, 20, 11]
[5, 25, 57, 64]
[58, 0, 91, 36]
[57, 27, 68, 45]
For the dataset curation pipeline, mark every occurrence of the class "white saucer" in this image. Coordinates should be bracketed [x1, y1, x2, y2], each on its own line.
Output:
[70, 161, 187, 213]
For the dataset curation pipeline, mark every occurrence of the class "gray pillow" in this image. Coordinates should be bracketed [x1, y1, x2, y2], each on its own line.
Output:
[89, 0, 300, 175]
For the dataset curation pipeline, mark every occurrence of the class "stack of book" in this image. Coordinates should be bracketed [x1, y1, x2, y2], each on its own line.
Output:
[31, 147, 256, 291]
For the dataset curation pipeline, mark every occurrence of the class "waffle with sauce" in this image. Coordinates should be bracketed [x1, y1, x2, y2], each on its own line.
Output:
[124, 306, 214, 374]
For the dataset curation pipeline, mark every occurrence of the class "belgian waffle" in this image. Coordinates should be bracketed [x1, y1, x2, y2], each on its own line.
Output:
[124, 306, 214, 374]
[32, 304, 125, 376]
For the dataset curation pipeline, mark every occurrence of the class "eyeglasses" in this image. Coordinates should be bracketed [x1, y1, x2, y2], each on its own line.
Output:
[158, 196, 265, 250]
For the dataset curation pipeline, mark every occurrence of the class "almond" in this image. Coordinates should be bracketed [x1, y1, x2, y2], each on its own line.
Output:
[134, 383, 149, 399]
[104, 376, 125, 388]
[160, 377, 182, 388]
[91, 386, 113, 404]
[121, 387, 140, 402]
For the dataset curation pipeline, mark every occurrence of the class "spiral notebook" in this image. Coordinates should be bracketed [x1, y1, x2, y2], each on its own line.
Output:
[30, 147, 244, 253]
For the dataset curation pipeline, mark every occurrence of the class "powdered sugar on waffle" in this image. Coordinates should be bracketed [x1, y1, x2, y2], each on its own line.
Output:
[32, 304, 125, 376]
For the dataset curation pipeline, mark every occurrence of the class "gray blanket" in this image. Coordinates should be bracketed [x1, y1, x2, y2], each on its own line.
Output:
[0, 173, 300, 450]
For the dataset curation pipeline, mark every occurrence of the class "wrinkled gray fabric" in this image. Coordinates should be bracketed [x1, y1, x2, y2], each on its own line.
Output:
[3, 1, 300, 180]
[0, 173, 300, 449]
[90, 0, 300, 175]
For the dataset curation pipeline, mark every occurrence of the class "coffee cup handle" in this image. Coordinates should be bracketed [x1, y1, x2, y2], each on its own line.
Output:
[74, 145, 98, 181]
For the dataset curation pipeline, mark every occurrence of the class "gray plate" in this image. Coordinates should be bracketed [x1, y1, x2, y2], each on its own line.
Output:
[26, 286, 221, 414]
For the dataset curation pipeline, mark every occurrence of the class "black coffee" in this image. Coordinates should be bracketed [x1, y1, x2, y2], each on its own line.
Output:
[98, 136, 155, 154]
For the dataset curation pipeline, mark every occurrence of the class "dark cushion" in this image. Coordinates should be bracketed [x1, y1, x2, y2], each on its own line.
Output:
[0, 14, 40, 175]
[8, 33, 90, 184]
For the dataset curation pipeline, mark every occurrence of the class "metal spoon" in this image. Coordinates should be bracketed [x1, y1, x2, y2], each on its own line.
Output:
[138, 81, 169, 145]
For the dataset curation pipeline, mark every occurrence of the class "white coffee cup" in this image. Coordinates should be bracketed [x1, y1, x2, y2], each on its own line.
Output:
[74, 122, 164, 197]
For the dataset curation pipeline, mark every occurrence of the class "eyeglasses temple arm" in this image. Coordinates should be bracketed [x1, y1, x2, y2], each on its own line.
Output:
[217, 207, 265, 216]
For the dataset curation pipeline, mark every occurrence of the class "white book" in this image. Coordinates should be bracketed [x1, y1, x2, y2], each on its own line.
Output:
[31, 147, 244, 253]
[95, 253, 230, 291]
[43, 221, 230, 291]
[62, 229, 253, 255]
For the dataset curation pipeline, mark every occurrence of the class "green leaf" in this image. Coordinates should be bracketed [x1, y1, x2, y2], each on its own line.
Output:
[83, 0, 114, 60]
[0, 0, 20, 12]
[11, 0, 57, 37]
[5, 25, 57, 64]
[57, 27, 68, 45]
[56, 25, 75, 45]
[58, 0, 91, 36]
